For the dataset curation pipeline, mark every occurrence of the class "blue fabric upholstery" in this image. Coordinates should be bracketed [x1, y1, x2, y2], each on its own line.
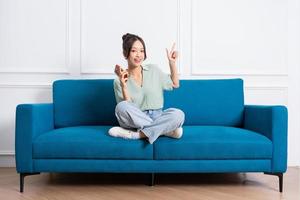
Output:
[53, 79, 118, 128]
[15, 104, 54, 173]
[164, 79, 244, 126]
[53, 79, 244, 127]
[33, 159, 271, 173]
[244, 105, 288, 173]
[33, 126, 153, 159]
[33, 125, 272, 161]
[154, 126, 272, 160]
[15, 79, 288, 176]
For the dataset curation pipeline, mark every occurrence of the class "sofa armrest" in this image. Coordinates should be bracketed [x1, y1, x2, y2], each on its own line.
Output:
[15, 103, 54, 173]
[243, 105, 288, 173]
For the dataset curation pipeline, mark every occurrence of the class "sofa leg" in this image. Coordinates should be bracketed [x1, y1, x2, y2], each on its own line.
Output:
[20, 173, 40, 193]
[149, 173, 155, 186]
[264, 172, 283, 192]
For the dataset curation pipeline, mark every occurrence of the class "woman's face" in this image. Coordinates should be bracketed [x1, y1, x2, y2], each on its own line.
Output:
[127, 40, 145, 68]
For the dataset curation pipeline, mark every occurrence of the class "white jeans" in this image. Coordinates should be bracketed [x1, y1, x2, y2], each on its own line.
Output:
[115, 101, 185, 144]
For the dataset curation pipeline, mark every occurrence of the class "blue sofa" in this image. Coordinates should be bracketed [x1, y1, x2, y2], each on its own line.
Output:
[15, 78, 288, 192]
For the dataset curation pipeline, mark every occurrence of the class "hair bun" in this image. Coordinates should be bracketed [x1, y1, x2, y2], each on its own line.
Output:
[122, 33, 131, 41]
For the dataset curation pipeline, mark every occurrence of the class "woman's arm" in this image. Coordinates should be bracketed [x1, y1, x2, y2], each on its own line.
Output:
[121, 84, 131, 101]
[166, 43, 180, 88]
[169, 61, 179, 88]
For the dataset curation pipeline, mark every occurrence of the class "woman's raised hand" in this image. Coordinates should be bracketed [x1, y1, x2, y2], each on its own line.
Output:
[115, 64, 128, 87]
[166, 43, 178, 64]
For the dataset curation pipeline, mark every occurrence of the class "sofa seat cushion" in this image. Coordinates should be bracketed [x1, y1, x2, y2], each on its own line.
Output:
[33, 126, 153, 159]
[154, 126, 272, 160]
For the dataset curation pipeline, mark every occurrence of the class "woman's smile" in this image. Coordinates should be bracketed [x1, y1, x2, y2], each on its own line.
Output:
[134, 58, 142, 63]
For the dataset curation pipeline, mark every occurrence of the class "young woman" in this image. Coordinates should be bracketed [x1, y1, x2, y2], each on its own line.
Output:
[108, 33, 185, 144]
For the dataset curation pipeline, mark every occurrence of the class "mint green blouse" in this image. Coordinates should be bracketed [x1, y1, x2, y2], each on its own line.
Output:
[113, 64, 173, 111]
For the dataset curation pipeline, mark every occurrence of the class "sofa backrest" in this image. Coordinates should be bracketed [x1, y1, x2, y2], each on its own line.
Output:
[53, 79, 118, 128]
[164, 79, 244, 126]
[53, 78, 244, 128]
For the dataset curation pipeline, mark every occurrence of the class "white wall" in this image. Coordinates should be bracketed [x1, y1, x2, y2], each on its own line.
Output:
[0, 0, 299, 167]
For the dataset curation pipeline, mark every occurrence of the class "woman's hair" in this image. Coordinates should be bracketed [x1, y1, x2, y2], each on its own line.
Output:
[122, 33, 147, 60]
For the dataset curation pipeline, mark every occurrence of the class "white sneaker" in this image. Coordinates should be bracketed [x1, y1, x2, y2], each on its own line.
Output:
[164, 127, 183, 139]
[108, 126, 139, 139]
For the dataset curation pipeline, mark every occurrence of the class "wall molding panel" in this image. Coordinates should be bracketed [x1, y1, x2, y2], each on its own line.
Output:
[0, 151, 14, 156]
[80, 0, 181, 74]
[191, 0, 288, 76]
[0, 0, 70, 74]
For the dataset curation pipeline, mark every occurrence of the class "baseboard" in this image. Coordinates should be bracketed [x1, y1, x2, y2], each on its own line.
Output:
[0, 154, 15, 167]
[0, 151, 15, 167]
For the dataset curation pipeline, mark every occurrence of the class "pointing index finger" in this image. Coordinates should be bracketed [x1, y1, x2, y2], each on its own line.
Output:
[171, 42, 176, 52]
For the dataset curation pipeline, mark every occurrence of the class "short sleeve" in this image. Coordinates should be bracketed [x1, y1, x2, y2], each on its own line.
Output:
[113, 79, 123, 103]
[162, 73, 174, 91]
[155, 66, 173, 91]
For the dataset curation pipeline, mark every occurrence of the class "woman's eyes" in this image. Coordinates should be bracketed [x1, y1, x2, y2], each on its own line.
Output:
[131, 50, 144, 53]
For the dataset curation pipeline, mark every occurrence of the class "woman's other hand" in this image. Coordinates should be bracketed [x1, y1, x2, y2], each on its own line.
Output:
[166, 43, 178, 65]
[165, 43, 180, 88]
